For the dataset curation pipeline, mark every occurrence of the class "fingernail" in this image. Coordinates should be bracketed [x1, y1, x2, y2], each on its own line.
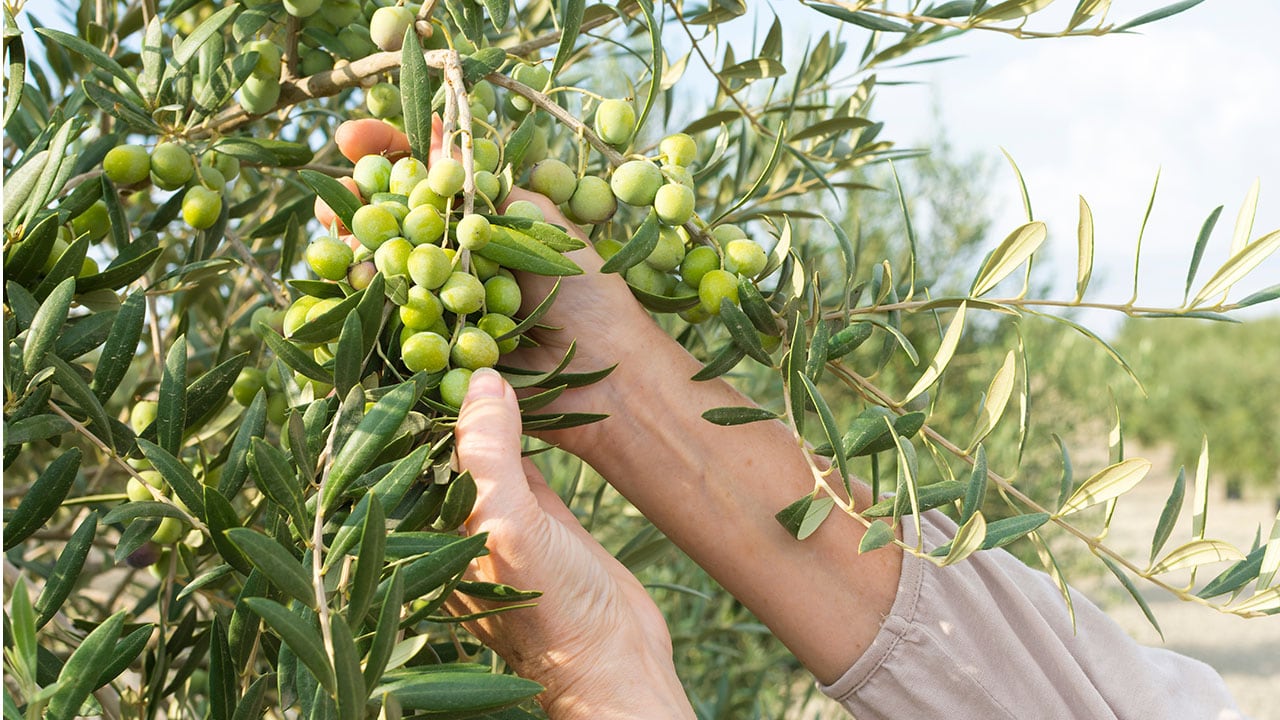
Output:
[467, 367, 505, 399]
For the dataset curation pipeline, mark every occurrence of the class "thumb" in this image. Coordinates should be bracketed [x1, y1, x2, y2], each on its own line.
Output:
[454, 368, 533, 531]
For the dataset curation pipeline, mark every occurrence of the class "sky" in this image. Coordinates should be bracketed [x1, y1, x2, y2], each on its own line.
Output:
[783, 1, 1280, 332]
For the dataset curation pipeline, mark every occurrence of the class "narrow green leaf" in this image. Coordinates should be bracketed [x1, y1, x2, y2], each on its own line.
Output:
[378, 671, 542, 713]
[330, 613, 366, 720]
[1115, 0, 1206, 31]
[34, 512, 97, 629]
[858, 520, 895, 553]
[34, 28, 138, 95]
[975, 0, 1056, 23]
[903, 302, 966, 405]
[826, 322, 872, 359]
[941, 511, 987, 566]
[22, 277, 76, 379]
[1053, 433, 1074, 510]
[1067, 0, 1112, 31]
[1150, 467, 1186, 565]
[435, 471, 477, 532]
[979, 512, 1050, 550]
[784, 313, 807, 436]
[720, 299, 774, 366]
[399, 27, 435, 161]
[226, 528, 316, 608]
[4, 448, 81, 549]
[249, 438, 308, 531]
[599, 210, 659, 274]
[231, 675, 271, 720]
[93, 624, 154, 690]
[347, 495, 386, 627]
[137, 439, 206, 520]
[691, 342, 745, 381]
[258, 323, 331, 383]
[969, 349, 1015, 449]
[204, 487, 252, 575]
[809, 5, 912, 32]
[1257, 509, 1280, 591]
[208, 616, 237, 720]
[701, 406, 778, 426]
[299, 170, 361, 233]
[960, 445, 988, 525]
[1198, 545, 1265, 599]
[1057, 458, 1151, 516]
[1190, 229, 1280, 307]
[3, 414, 72, 446]
[970, 223, 1047, 296]
[1074, 195, 1094, 302]
[364, 568, 404, 690]
[864, 480, 966, 518]
[1183, 205, 1222, 305]
[334, 311, 364, 398]
[214, 137, 313, 167]
[1229, 586, 1280, 614]
[34, 235, 88, 301]
[46, 611, 125, 720]
[1150, 539, 1244, 575]
[1192, 436, 1209, 539]
[322, 381, 419, 513]
[100, 501, 188, 525]
[244, 598, 335, 694]
[1098, 555, 1163, 637]
[173, 5, 237, 66]
[551, 0, 585, 78]
[157, 336, 188, 456]
[219, 390, 268, 498]
[288, 289, 364, 345]
[476, 227, 583, 276]
[396, 533, 489, 599]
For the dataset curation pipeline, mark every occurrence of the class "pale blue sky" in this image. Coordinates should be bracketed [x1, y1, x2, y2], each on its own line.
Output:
[789, 1, 1280, 329]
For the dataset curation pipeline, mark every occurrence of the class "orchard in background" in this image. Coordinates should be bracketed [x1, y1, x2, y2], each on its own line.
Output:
[4, 0, 1279, 717]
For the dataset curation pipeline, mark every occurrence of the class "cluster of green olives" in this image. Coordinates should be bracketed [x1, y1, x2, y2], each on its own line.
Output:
[101, 141, 239, 231]
[120, 401, 201, 557]
[296, 148, 531, 408]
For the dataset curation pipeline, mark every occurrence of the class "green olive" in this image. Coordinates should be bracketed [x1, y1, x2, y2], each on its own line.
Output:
[102, 145, 151, 185]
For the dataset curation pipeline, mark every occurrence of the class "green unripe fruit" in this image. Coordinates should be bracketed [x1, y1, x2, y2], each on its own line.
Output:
[71, 201, 110, 241]
[244, 40, 282, 78]
[231, 368, 266, 406]
[354, 154, 393, 199]
[402, 331, 451, 373]
[625, 262, 675, 296]
[377, 199, 410, 225]
[127, 477, 157, 503]
[348, 260, 376, 290]
[439, 271, 485, 315]
[388, 159, 427, 198]
[504, 91, 531, 119]
[130, 401, 158, 434]
[300, 48, 334, 76]
[402, 205, 446, 246]
[568, 175, 617, 224]
[79, 257, 99, 278]
[152, 517, 186, 545]
[595, 238, 624, 261]
[366, 82, 402, 118]
[283, 296, 322, 337]
[305, 297, 341, 324]
[408, 244, 453, 289]
[150, 142, 194, 190]
[375, 237, 413, 277]
[351, 204, 400, 249]
[610, 160, 663, 206]
[473, 138, 500, 173]
[653, 183, 695, 226]
[400, 286, 444, 330]
[337, 25, 377, 60]
[428, 158, 466, 197]
[511, 63, 550, 91]
[370, 6, 414, 51]
[408, 179, 448, 210]
[239, 73, 281, 115]
[662, 164, 693, 188]
[192, 165, 226, 190]
[726, 238, 767, 277]
[473, 171, 502, 204]
[472, 254, 501, 280]
[202, 150, 240, 182]
[182, 186, 223, 230]
[503, 200, 544, 222]
[679, 302, 711, 324]
[451, 327, 500, 370]
[523, 126, 548, 166]
[477, 313, 519, 354]
[439, 368, 473, 408]
[483, 274, 522, 316]
[529, 159, 577, 205]
[660, 133, 697, 167]
[103, 144, 150, 185]
[42, 237, 68, 274]
[303, 13, 336, 32]
[711, 224, 747, 244]
[471, 81, 497, 114]
[680, 246, 720, 287]
[698, 269, 739, 314]
[329, 0, 362, 24]
[594, 98, 636, 146]
[266, 393, 288, 425]
[646, 226, 687, 272]
[455, 214, 491, 250]
[283, 0, 322, 17]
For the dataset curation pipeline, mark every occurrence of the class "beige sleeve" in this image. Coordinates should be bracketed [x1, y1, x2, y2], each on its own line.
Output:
[818, 510, 1248, 720]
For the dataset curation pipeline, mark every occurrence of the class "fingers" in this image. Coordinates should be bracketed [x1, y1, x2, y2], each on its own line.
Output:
[335, 119, 411, 163]
[454, 368, 539, 535]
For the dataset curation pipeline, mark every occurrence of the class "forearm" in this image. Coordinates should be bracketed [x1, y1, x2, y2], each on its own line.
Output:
[549, 325, 902, 684]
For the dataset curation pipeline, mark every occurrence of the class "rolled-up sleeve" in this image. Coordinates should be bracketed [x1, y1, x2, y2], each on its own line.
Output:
[818, 510, 1247, 720]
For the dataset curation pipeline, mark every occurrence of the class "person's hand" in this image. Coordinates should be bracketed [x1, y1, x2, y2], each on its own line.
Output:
[449, 368, 695, 719]
[318, 119, 676, 447]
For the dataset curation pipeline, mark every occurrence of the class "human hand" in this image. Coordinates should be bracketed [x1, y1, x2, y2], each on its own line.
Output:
[450, 368, 694, 719]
